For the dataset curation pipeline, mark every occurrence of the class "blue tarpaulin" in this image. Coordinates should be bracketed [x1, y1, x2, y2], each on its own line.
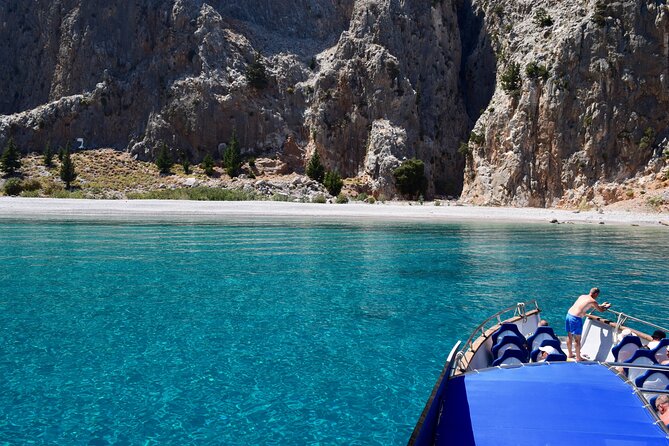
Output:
[436, 362, 669, 445]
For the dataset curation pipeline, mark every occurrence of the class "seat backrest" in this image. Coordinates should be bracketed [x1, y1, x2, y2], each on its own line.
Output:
[545, 352, 568, 362]
[491, 336, 527, 360]
[527, 327, 558, 352]
[539, 338, 563, 351]
[651, 339, 669, 364]
[530, 339, 567, 362]
[611, 335, 643, 362]
[634, 370, 669, 390]
[492, 323, 525, 346]
[492, 348, 527, 367]
[624, 349, 658, 381]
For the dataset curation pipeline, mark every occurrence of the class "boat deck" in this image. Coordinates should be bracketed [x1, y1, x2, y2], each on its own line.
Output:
[436, 362, 669, 445]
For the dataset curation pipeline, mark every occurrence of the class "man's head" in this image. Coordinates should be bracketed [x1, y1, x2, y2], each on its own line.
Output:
[655, 394, 669, 414]
[652, 330, 666, 341]
[590, 287, 600, 298]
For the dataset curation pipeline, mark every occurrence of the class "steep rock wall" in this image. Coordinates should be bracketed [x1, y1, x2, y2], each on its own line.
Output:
[1, 0, 667, 202]
[1, 0, 471, 196]
[461, 0, 669, 206]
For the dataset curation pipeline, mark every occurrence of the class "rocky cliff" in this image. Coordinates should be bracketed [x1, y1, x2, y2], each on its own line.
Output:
[461, 0, 669, 206]
[1, 0, 667, 203]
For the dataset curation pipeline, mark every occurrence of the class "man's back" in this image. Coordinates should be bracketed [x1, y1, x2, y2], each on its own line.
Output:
[568, 294, 594, 317]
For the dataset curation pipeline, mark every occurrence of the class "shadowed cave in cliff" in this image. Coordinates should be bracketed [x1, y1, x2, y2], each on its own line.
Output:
[457, 0, 495, 130]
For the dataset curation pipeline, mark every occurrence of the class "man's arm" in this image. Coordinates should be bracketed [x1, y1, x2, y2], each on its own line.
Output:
[593, 301, 611, 312]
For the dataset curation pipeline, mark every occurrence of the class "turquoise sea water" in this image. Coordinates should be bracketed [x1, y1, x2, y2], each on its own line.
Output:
[1, 218, 668, 445]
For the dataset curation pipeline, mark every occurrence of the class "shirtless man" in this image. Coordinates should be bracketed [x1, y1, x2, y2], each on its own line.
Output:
[565, 287, 611, 361]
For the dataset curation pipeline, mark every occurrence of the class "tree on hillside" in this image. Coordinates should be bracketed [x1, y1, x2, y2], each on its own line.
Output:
[306, 150, 325, 183]
[155, 143, 173, 175]
[1, 138, 21, 176]
[245, 53, 269, 90]
[500, 62, 522, 96]
[201, 153, 215, 176]
[393, 158, 427, 199]
[59, 147, 77, 189]
[323, 170, 344, 196]
[43, 142, 54, 167]
[180, 149, 191, 174]
[223, 132, 241, 177]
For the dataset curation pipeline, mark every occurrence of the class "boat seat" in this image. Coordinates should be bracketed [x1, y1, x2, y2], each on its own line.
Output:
[651, 339, 669, 364]
[491, 323, 525, 346]
[526, 327, 559, 352]
[491, 336, 528, 361]
[611, 335, 643, 363]
[492, 349, 527, 367]
[634, 370, 669, 390]
[545, 352, 568, 362]
[530, 339, 567, 362]
[624, 349, 658, 381]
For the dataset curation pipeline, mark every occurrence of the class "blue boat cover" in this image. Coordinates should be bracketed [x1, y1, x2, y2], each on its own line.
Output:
[436, 362, 669, 446]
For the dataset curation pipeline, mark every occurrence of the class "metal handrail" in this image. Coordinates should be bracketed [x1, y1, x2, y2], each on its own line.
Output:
[455, 300, 540, 374]
[462, 360, 669, 384]
[604, 309, 669, 333]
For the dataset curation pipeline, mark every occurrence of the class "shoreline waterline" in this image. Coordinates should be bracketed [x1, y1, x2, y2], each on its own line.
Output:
[0, 197, 667, 226]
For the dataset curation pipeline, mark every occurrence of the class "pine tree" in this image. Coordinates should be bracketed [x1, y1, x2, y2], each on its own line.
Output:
[60, 148, 77, 189]
[1, 138, 21, 176]
[245, 53, 269, 89]
[223, 132, 241, 177]
[180, 150, 191, 174]
[323, 170, 344, 196]
[201, 153, 215, 176]
[43, 142, 54, 167]
[306, 150, 325, 183]
[500, 62, 522, 96]
[155, 143, 173, 175]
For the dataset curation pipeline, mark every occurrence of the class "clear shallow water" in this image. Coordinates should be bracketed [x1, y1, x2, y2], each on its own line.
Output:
[0, 218, 668, 445]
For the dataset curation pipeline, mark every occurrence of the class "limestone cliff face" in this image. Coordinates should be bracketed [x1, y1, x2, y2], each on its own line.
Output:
[460, 0, 669, 206]
[1, 0, 667, 202]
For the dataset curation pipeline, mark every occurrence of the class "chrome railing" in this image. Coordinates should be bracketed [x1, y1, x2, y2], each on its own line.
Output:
[454, 300, 540, 375]
[604, 309, 669, 337]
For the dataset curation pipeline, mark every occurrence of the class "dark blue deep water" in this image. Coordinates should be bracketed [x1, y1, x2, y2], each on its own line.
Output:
[1, 218, 668, 445]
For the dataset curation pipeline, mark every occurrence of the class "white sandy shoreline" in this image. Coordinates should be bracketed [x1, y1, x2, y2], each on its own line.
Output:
[0, 197, 667, 227]
[0, 197, 669, 226]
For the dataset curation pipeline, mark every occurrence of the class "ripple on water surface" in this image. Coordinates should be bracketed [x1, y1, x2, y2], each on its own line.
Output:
[0, 219, 668, 445]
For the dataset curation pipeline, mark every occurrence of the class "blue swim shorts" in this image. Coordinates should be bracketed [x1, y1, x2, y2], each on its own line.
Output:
[565, 313, 583, 335]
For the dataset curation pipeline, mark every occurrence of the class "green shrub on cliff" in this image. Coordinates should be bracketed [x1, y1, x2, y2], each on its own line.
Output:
[525, 62, 550, 81]
[246, 53, 269, 90]
[639, 127, 655, 151]
[533, 8, 553, 27]
[500, 62, 522, 96]
[592, 1, 607, 26]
